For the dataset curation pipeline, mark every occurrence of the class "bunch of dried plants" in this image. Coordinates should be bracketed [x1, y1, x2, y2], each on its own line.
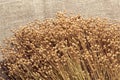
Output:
[0, 13, 120, 80]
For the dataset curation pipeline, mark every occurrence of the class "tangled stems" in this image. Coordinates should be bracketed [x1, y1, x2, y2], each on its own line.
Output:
[0, 13, 120, 80]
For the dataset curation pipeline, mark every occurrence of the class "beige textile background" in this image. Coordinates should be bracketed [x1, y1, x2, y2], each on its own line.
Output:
[0, 0, 120, 59]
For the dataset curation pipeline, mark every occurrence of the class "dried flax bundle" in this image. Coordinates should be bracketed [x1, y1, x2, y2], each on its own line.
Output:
[0, 13, 120, 80]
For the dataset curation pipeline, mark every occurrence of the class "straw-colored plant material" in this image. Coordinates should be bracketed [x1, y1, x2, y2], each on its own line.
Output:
[0, 12, 120, 80]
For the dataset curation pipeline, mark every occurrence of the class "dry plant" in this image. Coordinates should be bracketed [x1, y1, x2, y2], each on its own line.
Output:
[0, 12, 120, 80]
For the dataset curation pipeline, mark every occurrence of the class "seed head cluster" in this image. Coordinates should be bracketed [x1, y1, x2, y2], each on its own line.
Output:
[0, 13, 120, 80]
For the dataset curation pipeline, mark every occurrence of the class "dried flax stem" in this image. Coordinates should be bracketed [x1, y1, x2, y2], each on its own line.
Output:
[0, 12, 120, 80]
